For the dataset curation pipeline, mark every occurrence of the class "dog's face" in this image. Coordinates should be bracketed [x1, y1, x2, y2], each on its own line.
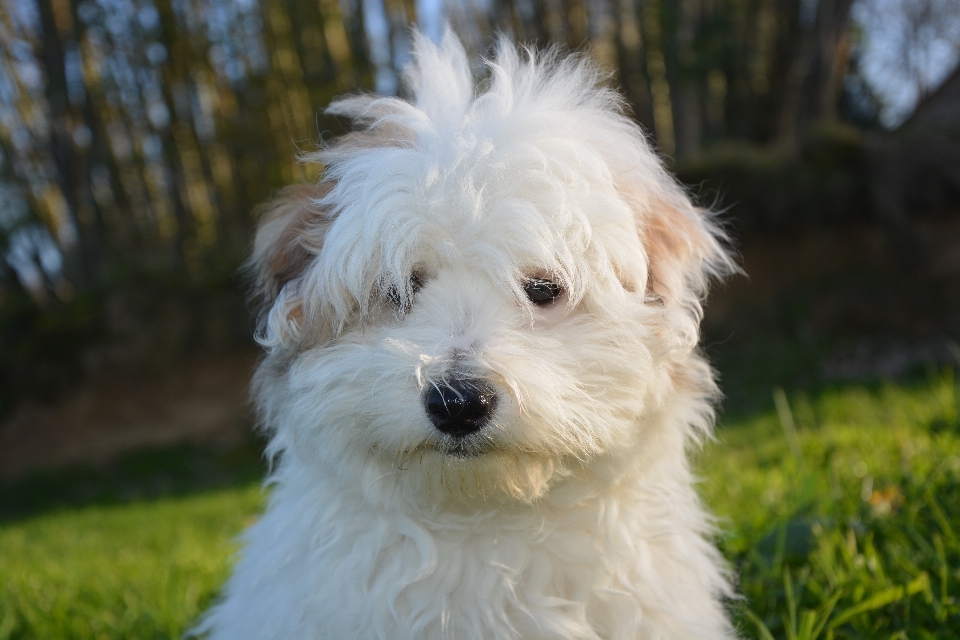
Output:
[250, 34, 731, 505]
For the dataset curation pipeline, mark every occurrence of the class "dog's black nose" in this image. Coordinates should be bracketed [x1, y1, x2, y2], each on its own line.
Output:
[424, 380, 496, 437]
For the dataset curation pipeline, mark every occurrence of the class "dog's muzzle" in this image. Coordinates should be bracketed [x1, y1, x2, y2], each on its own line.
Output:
[423, 379, 497, 438]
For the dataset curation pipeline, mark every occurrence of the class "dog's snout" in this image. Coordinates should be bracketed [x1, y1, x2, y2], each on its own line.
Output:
[424, 380, 497, 438]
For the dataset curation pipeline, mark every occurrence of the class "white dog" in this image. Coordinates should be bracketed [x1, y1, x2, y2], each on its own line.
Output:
[196, 30, 738, 640]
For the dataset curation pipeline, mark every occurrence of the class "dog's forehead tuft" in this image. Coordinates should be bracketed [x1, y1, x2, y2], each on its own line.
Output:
[307, 30, 698, 311]
[320, 30, 667, 211]
[317, 117, 645, 294]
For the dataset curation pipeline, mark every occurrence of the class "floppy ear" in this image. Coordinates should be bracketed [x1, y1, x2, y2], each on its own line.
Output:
[248, 183, 334, 350]
[640, 195, 734, 313]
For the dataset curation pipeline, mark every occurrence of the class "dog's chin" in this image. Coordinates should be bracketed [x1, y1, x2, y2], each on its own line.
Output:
[378, 438, 565, 504]
[434, 434, 496, 459]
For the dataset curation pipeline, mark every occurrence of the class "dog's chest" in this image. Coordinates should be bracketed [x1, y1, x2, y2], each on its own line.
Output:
[207, 464, 733, 640]
[264, 489, 643, 639]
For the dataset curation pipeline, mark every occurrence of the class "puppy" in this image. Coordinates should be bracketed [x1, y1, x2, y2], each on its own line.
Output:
[197, 30, 738, 640]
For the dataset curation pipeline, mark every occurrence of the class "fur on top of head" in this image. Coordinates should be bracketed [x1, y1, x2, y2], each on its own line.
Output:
[250, 29, 735, 356]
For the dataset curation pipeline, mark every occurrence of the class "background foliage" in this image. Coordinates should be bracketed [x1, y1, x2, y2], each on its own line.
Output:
[2, 0, 959, 415]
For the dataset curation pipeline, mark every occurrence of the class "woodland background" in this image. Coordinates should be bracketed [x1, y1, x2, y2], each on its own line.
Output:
[1, 0, 959, 466]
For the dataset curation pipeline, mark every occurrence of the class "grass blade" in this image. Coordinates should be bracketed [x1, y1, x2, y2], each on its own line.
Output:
[774, 387, 802, 461]
[828, 573, 930, 630]
[743, 609, 777, 640]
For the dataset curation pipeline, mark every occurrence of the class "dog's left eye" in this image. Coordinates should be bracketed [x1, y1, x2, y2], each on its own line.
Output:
[524, 278, 563, 306]
[386, 273, 423, 308]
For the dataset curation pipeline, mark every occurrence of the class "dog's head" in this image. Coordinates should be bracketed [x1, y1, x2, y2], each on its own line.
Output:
[249, 32, 734, 505]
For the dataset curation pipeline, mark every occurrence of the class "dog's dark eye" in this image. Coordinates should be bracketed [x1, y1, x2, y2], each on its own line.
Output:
[524, 278, 562, 306]
[386, 273, 423, 308]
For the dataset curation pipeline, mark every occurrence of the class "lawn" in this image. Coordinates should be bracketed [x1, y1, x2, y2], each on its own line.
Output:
[0, 488, 263, 640]
[704, 371, 960, 638]
[1, 372, 958, 639]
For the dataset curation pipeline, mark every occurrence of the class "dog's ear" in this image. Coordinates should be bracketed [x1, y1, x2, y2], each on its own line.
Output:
[249, 183, 333, 349]
[638, 195, 736, 313]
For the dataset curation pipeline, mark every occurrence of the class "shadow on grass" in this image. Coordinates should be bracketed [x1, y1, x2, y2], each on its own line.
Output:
[0, 435, 269, 524]
[706, 328, 956, 424]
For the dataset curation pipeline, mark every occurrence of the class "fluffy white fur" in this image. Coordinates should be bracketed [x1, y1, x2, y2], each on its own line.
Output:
[196, 30, 739, 640]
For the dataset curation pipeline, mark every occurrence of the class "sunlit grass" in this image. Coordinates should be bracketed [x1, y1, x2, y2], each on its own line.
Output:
[701, 370, 960, 638]
[1, 373, 958, 639]
[0, 487, 264, 640]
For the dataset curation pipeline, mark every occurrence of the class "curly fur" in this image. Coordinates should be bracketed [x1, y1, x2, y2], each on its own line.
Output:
[195, 29, 739, 640]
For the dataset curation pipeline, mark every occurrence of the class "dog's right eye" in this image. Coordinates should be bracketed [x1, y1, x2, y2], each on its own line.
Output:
[524, 278, 563, 306]
[386, 273, 423, 308]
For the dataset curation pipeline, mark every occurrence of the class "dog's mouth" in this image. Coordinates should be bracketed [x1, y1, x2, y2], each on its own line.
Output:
[384, 435, 498, 468]
[433, 434, 497, 458]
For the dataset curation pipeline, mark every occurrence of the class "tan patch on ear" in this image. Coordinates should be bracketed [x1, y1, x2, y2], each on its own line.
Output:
[252, 182, 334, 303]
[644, 200, 699, 296]
[642, 198, 720, 304]
[613, 179, 725, 305]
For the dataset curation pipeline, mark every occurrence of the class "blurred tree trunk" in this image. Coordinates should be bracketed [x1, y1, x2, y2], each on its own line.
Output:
[775, 0, 854, 143]
[35, 0, 88, 289]
[666, 0, 702, 159]
[811, 0, 855, 119]
[153, 0, 198, 267]
[612, 0, 654, 132]
[641, 0, 675, 156]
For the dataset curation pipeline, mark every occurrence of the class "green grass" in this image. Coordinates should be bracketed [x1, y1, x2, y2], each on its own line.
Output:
[0, 443, 267, 640]
[0, 488, 264, 639]
[1, 374, 958, 638]
[702, 370, 960, 638]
